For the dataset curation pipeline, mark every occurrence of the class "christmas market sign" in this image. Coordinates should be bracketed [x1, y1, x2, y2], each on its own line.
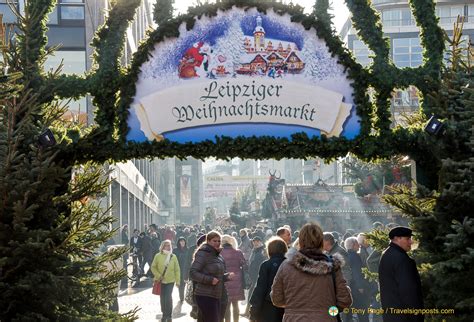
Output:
[126, 8, 360, 143]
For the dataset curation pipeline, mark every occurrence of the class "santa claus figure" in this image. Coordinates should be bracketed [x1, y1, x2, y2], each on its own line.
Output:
[179, 41, 205, 78]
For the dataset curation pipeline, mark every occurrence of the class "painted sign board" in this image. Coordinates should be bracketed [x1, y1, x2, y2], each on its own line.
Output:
[204, 175, 268, 203]
[127, 8, 360, 143]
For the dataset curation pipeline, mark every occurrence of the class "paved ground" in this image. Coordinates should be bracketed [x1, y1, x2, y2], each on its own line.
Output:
[118, 277, 251, 322]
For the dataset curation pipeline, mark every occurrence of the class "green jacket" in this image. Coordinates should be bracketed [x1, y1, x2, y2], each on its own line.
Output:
[151, 252, 181, 285]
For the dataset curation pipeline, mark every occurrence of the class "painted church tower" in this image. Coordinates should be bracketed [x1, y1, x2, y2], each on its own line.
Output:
[253, 15, 265, 52]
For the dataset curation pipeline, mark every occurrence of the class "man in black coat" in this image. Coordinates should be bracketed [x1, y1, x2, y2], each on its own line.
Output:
[346, 237, 370, 322]
[243, 236, 267, 317]
[378, 226, 423, 322]
[249, 237, 268, 286]
[130, 229, 142, 259]
[139, 232, 153, 277]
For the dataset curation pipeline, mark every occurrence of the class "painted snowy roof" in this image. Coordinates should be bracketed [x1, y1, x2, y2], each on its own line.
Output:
[266, 52, 285, 60]
[239, 53, 268, 64]
[284, 51, 303, 62]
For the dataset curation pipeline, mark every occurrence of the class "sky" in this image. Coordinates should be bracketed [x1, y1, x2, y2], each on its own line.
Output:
[173, 0, 350, 32]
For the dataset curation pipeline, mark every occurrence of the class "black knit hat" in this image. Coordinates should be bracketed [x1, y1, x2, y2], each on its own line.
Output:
[252, 236, 262, 242]
[196, 233, 206, 246]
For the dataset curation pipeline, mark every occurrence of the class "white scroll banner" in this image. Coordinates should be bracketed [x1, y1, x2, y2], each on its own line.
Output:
[132, 79, 352, 141]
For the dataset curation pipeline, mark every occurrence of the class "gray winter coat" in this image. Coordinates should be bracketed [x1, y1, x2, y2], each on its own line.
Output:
[239, 234, 253, 262]
[328, 243, 353, 286]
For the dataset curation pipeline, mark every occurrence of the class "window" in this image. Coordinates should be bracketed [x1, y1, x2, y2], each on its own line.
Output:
[382, 8, 415, 27]
[392, 86, 419, 108]
[352, 39, 373, 67]
[60, 5, 84, 20]
[44, 50, 87, 115]
[382, 10, 396, 27]
[0, 1, 19, 24]
[393, 38, 423, 68]
[45, 50, 85, 74]
[468, 5, 474, 22]
[47, 6, 58, 24]
[436, 5, 465, 24]
[372, 0, 396, 4]
[46, 27, 85, 48]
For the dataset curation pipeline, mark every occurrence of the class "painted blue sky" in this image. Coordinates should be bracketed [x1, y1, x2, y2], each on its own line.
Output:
[168, 17, 231, 69]
[240, 14, 305, 50]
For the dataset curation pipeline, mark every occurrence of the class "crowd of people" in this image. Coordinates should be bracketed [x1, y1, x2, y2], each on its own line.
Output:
[119, 221, 422, 322]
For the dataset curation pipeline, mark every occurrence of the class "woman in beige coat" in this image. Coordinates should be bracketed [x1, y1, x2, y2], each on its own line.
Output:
[271, 222, 352, 322]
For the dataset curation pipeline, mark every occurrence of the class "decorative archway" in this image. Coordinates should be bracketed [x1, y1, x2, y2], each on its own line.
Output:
[41, 0, 443, 163]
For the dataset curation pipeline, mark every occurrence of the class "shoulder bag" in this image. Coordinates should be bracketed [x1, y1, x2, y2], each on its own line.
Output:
[184, 280, 195, 305]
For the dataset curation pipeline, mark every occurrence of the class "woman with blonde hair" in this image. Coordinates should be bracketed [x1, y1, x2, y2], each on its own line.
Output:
[190, 231, 234, 322]
[221, 234, 246, 322]
[151, 239, 181, 322]
[271, 223, 352, 321]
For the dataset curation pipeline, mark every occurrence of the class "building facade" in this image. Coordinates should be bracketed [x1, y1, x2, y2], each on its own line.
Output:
[1, 1, 204, 240]
[344, 0, 474, 125]
[84, 1, 203, 230]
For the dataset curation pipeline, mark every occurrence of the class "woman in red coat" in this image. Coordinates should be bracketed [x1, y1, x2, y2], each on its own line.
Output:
[221, 234, 247, 322]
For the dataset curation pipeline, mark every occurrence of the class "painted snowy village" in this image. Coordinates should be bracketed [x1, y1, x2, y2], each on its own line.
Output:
[178, 15, 306, 79]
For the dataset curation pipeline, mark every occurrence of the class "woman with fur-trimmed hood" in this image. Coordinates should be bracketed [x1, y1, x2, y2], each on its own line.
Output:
[271, 222, 352, 322]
